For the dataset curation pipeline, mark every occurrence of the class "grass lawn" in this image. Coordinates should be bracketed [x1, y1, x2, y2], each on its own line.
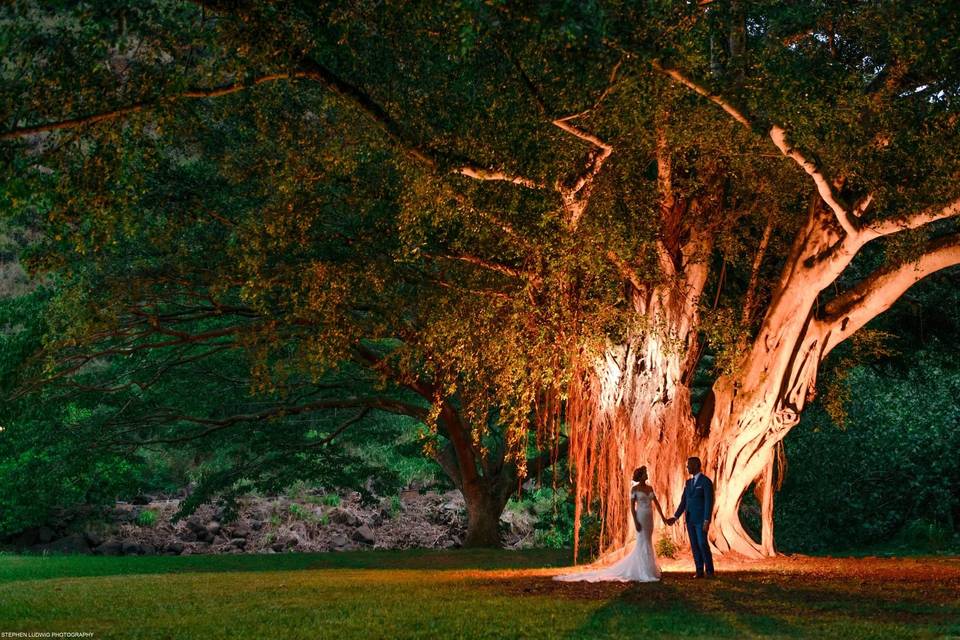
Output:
[1, 549, 958, 639]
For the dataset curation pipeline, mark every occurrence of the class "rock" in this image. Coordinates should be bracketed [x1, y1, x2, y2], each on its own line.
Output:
[121, 541, 143, 555]
[329, 508, 360, 527]
[179, 529, 198, 542]
[13, 527, 40, 548]
[228, 524, 251, 538]
[94, 541, 123, 556]
[141, 544, 156, 555]
[331, 533, 350, 548]
[45, 534, 91, 555]
[271, 542, 285, 552]
[250, 521, 263, 531]
[230, 538, 246, 549]
[167, 542, 185, 554]
[83, 531, 103, 548]
[38, 526, 56, 543]
[440, 538, 456, 549]
[205, 521, 221, 535]
[353, 525, 375, 545]
[132, 494, 151, 505]
[186, 519, 206, 534]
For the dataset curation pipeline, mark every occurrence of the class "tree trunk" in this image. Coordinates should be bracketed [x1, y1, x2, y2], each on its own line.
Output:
[461, 481, 508, 548]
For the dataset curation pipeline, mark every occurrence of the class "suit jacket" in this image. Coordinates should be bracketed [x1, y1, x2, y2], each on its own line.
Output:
[674, 474, 714, 524]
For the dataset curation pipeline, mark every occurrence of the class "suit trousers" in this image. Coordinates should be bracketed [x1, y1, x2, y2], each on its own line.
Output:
[686, 519, 715, 575]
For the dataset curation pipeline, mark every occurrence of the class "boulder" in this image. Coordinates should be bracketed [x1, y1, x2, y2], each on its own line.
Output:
[37, 526, 56, 543]
[331, 533, 350, 548]
[229, 538, 247, 549]
[132, 494, 151, 505]
[121, 541, 143, 555]
[12, 528, 40, 548]
[329, 508, 360, 527]
[205, 521, 221, 536]
[271, 542, 285, 552]
[179, 529, 198, 542]
[83, 531, 103, 548]
[228, 524, 251, 539]
[94, 540, 123, 556]
[45, 534, 91, 555]
[186, 519, 206, 534]
[352, 525, 376, 545]
[141, 543, 156, 555]
[167, 542, 185, 554]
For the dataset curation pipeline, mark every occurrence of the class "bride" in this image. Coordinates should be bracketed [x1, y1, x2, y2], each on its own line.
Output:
[554, 465, 666, 583]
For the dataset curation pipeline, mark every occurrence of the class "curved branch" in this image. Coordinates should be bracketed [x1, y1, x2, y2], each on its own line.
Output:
[861, 195, 960, 241]
[651, 61, 859, 239]
[821, 232, 960, 354]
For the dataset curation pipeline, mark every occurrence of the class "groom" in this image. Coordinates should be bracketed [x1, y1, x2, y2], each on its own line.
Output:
[666, 457, 715, 578]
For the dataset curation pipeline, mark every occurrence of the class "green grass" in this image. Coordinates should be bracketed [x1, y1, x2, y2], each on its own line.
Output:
[0, 550, 957, 639]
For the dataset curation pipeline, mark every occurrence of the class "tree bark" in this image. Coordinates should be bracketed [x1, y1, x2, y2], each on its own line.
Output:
[461, 479, 510, 548]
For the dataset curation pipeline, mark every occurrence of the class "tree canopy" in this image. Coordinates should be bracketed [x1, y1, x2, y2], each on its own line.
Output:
[2, 0, 958, 553]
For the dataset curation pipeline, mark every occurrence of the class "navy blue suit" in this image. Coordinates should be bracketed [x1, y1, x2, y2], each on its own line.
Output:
[674, 474, 715, 575]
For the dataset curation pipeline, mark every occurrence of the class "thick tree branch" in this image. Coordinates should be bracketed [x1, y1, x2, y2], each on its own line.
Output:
[651, 61, 859, 239]
[821, 233, 960, 354]
[551, 117, 613, 229]
[861, 195, 960, 240]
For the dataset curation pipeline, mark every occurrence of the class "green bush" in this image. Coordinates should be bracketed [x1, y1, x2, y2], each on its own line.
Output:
[323, 494, 341, 507]
[135, 510, 157, 527]
[288, 503, 310, 521]
[388, 496, 402, 519]
[776, 354, 960, 553]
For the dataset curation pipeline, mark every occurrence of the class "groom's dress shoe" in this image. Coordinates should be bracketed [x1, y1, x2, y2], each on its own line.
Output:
[693, 573, 705, 579]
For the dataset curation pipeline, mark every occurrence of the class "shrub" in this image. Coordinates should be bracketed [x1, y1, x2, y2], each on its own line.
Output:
[388, 496, 402, 518]
[322, 494, 341, 507]
[656, 535, 678, 559]
[289, 503, 309, 521]
[135, 510, 158, 527]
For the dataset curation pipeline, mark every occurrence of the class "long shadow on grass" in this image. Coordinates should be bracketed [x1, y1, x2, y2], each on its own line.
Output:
[489, 570, 960, 638]
[0, 548, 571, 584]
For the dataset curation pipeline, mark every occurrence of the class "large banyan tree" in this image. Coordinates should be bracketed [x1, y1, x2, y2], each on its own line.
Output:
[2, 1, 959, 555]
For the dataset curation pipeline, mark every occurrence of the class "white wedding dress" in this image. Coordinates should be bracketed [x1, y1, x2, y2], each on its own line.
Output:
[553, 488, 661, 583]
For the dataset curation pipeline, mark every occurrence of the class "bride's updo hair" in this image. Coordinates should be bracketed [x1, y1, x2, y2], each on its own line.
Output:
[632, 466, 647, 483]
